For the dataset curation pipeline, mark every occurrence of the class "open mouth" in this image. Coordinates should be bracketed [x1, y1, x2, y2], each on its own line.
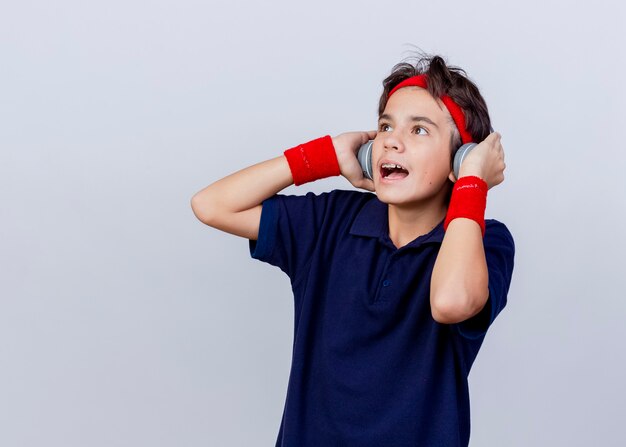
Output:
[380, 163, 409, 180]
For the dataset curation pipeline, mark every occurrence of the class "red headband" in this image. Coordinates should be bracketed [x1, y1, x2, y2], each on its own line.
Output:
[387, 74, 473, 144]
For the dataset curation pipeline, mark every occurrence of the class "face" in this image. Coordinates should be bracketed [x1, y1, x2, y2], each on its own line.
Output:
[373, 86, 456, 208]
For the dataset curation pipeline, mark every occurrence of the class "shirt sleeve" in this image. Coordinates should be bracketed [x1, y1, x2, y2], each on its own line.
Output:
[248, 190, 334, 284]
[455, 219, 515, 339]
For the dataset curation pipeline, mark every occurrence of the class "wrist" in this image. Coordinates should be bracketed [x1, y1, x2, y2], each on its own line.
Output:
[457, 164, 485, 180]
[283, 135, 341, 185]
[444, 176, 488, 236]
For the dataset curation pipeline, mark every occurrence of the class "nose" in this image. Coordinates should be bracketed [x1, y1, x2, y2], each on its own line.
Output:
[382, 130, 405, 153]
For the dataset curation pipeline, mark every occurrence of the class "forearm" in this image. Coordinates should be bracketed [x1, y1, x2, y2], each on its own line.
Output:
[191, 155, 293, 223]
[430, 218, 489, 324]
[190, 130, 376, 238]
[428, 132, 506, 324]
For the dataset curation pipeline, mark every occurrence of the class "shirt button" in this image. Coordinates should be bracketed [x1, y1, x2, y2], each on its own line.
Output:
[382, 279, 391, 287]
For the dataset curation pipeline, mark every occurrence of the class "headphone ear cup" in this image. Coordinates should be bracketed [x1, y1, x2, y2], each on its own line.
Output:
[358, 140, 374, 180]
[453, 143, 477, 179]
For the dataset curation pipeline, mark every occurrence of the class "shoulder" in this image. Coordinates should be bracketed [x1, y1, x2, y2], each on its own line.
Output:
[485, 219, 515, 249]
[483, 219, 515, 274]
[303, 188, 375, 203]
[272, 189, 380, 238]
[272, 189, 376, 214]
[323, 189, 377, 208]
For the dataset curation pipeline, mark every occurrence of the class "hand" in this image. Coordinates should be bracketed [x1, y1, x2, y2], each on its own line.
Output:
[332, 130, 377, 192]
[455, 131, 506, 189]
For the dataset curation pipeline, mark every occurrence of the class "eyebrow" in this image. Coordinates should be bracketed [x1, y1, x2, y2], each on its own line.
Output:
[378, 113, 439, 129]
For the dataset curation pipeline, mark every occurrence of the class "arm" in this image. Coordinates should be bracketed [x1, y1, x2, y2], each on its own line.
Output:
[190, 155, 293, 240]
[190, 131, 376, 240]
[430, 132, 506, 324]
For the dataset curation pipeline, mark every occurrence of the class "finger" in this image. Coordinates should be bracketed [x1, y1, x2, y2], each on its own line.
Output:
[367, 130, 377, 140]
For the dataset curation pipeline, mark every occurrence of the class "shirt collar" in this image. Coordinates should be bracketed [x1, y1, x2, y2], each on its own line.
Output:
[349, 194, 445, 248]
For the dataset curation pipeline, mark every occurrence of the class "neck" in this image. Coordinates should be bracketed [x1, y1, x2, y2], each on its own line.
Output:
[387, 194, 447, 249]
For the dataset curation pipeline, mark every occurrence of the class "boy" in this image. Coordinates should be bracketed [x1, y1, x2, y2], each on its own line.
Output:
[191, 53, 515, 446]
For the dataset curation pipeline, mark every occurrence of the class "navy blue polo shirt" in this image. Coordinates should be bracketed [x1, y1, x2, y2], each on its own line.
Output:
[248, 189, 515, 447]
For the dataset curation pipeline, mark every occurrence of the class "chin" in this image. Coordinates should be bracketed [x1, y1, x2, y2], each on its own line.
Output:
[374, 185, 421, 206]
[374, 178, 450, 208]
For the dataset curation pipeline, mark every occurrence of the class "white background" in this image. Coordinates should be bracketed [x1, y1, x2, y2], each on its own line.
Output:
[1, 0, 625, 445]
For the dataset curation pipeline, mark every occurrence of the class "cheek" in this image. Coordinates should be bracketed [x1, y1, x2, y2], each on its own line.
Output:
[371, 145, 383, 179]
[432, 149, 453, 173]
[422, 150, 451, 169]
[415, 156, 452, 184]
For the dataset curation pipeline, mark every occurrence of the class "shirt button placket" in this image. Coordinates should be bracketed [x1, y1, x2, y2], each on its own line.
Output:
[375, 255, 396, 303]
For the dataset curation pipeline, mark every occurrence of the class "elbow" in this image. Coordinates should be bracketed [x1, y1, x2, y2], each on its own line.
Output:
[430, 289, 488, 324]
[190, 193, 217, 226]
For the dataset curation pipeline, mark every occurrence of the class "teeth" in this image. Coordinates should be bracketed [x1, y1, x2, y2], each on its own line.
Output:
[381, 163, 405, 170]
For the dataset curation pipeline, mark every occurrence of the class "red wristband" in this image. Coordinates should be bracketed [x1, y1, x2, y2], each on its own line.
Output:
[283, 135, 341, 186]
[444, 176, 488, 236]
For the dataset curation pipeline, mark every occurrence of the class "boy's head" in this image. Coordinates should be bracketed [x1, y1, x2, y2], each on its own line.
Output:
[373, 52, 492, 208]
[378, 53, 492, 152]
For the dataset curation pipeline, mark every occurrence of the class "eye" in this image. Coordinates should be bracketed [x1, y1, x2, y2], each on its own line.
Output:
[413, 126, 428, 135]
[378, 123, 391, 132]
